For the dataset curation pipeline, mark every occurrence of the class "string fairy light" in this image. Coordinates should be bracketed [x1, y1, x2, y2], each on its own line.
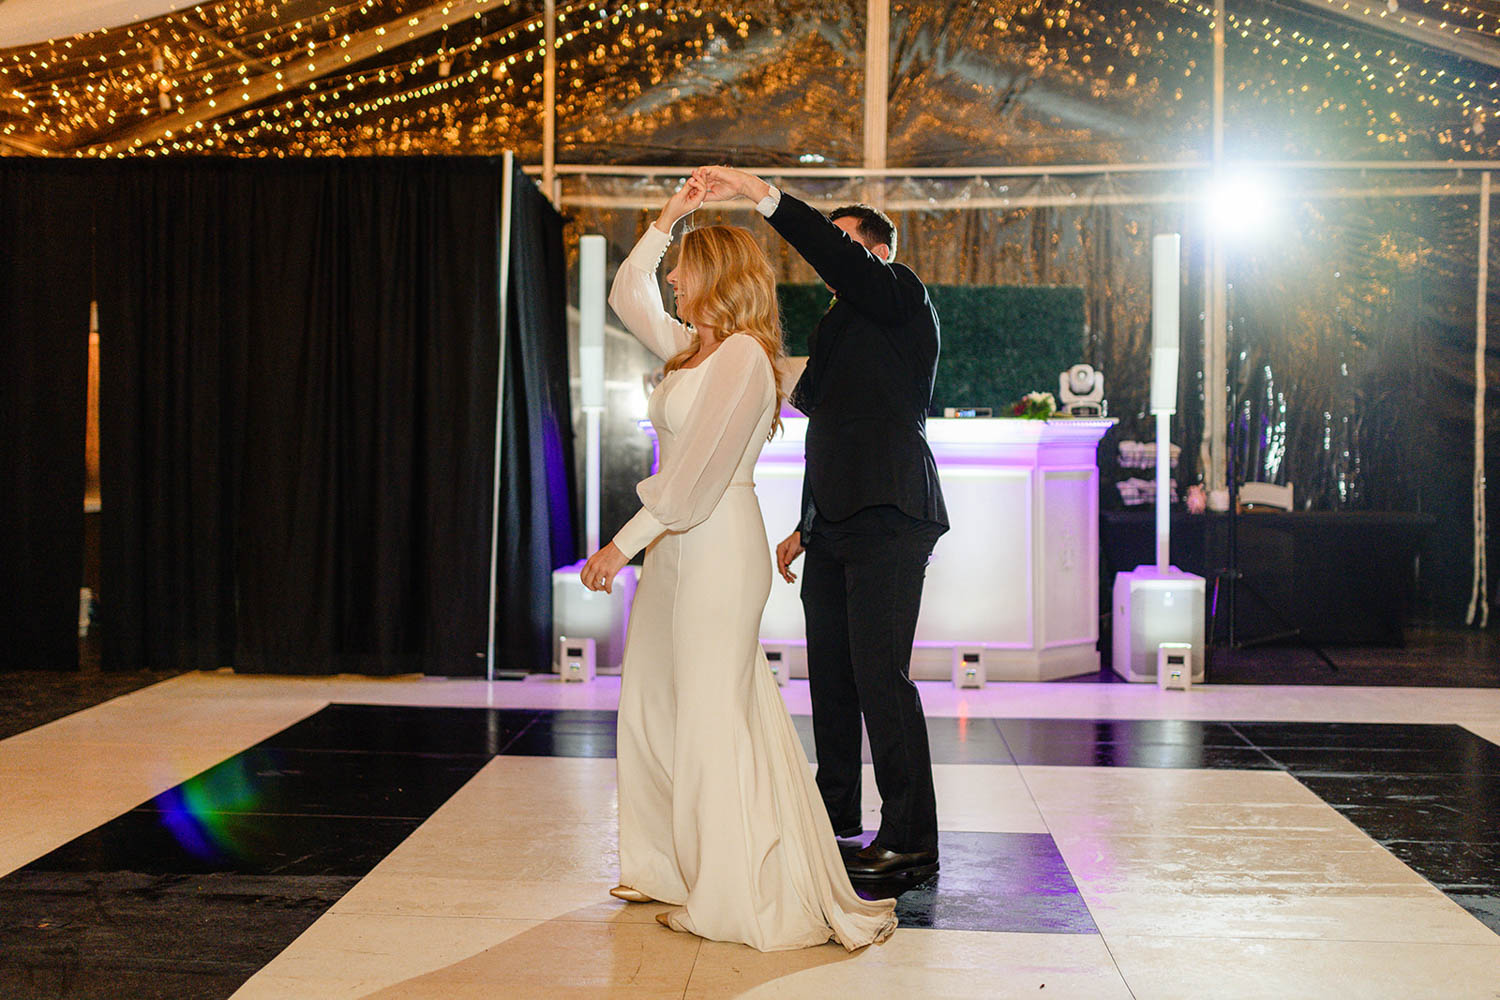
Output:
[0, 0, 1495, 159]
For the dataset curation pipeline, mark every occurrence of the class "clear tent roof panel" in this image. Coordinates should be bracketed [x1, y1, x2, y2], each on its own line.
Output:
[0, 0, 1493, 162]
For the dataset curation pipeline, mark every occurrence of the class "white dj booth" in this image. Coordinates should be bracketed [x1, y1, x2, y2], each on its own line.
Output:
[642, 416, 1115, 681]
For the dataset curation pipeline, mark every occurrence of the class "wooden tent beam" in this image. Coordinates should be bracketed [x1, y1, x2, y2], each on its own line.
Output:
[1276, 0, 1500, 71]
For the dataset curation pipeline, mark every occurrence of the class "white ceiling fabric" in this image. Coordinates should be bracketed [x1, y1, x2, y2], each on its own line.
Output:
[0, 0, 195, 49]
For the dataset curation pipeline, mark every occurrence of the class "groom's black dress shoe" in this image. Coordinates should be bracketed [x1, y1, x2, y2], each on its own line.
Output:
[843, 845, 939, 881]
[833, 823, 865, 840]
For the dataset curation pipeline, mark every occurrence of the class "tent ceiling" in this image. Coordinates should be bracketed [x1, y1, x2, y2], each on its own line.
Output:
[0, 1, 203, 49]
[1270, 0, 1500, 71]
[0, 0, 1496, 162]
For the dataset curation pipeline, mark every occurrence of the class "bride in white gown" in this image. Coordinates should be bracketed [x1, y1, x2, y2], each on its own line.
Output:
[578, 179, 898, 952]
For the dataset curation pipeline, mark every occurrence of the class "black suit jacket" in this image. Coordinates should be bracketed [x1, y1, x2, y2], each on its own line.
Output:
[768, 192, 948, 534]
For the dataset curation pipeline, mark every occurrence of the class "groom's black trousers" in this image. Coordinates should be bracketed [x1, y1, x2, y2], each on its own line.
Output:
[801, 506, 943, 855]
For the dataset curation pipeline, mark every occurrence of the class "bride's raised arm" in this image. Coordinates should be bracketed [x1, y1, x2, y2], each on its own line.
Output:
[606, 177, 706, 362]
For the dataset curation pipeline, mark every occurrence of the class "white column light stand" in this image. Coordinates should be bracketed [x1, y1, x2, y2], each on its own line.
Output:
[1113, 234, 1207, 683]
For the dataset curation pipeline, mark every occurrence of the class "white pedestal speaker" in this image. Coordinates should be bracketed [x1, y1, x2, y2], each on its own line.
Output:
[551, 563, 637, 674]
[557, 635, 596, 682]
[1112, 567, 1205, 683]
[1113, 233, 1206, 685]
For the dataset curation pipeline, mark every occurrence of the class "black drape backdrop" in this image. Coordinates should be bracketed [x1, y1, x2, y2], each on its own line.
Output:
[497, 163, 578, 675]
[100, 162, 242, 673]
[224, 160, 507, 675]
[0, 165, 91, 671]
[83, 156, 573, 675]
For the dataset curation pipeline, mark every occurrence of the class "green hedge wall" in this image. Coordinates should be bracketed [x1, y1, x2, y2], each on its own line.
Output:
[777, 283, 1085, 414]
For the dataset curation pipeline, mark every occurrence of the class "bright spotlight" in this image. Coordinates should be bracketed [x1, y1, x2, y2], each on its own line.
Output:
[1208, 169, 1277, 238]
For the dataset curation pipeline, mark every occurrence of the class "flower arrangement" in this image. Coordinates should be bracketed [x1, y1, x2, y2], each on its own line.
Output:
[1010, 391, 1057, 420]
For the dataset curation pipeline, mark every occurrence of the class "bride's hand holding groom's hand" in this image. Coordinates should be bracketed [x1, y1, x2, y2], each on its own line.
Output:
[657, 176, 708, 231]
[693, 166, 772, 206]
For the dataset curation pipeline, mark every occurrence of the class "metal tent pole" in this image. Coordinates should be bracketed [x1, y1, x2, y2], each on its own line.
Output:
[543, 0, 557, 204]
[1205, 0, 1228, 493]
[486, 150, 516, 682]
[862, 0, 889, 208]
[1468, 171, 1491, 628]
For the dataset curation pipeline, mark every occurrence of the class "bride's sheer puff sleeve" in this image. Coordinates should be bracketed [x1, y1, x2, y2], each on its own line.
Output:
[607, 222, 693, 362]
[611, 334, 773, 560]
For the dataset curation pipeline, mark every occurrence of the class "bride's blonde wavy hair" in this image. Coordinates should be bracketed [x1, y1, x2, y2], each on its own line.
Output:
[664, 224, 788, 437]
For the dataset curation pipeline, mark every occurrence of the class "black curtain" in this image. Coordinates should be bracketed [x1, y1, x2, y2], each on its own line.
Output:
[0, 165, 91, 671]
[94, 157, 574, 675]
[227, 160, 508, 675]
[98, 162, 242, 673]
[496, 162, 578, 675]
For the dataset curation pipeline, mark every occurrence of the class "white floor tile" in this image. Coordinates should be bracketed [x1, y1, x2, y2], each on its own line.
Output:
[1464, 722, 1500, 746]
[683, 929, 1133, 999]
[79, 669, 1500, 730]
[1109, 934, 1500, 1000]
[1024, 765, 1496, 945]
[230, 911, 700, 1000]
[855, 763, 1048, 834]
[332, 875, 660, 924]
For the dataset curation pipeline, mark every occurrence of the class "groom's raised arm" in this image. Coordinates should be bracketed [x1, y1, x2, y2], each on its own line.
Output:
[697, 166, 919, 322]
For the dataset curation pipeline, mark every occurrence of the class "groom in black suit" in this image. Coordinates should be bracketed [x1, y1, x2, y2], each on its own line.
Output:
[697, 166, 947, 881]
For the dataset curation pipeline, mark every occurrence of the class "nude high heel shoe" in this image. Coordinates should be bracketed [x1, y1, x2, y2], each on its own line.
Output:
[609, 885, 654, 903]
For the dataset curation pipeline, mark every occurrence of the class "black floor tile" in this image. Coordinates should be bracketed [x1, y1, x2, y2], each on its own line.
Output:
[2, 703, 512, 999]
[2, 963, 260, 1000]
[24, 810, 425, 877]
[129, 746, 491, 820]
[998, 718, 1252, 749]
[1231, 721, 1483, 750]
[1447, 892, 1500, 934]
[995, 718, 1273, 769]
[1010, 742, 1280, 769]
[500, 718, 618, 758]
[787, 715, 1014, 766]
[1262, 745, 1500, 776]
[500, 731, 620, 757]
[259, 703, 535, 756]
[923, 717, 1015, 765]
[532, 709, 621, 729]
[0, 870, 356, 1000]
[1294, 773, 1500, 844]
[1380, 841, 1500, 888]
[849, 831, 1096, 934]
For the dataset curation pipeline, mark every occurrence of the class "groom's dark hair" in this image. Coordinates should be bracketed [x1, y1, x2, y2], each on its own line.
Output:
[829, 204, 897, 259]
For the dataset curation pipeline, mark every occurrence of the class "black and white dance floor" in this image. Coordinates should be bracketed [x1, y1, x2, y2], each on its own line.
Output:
[3, 673, 1500, 998]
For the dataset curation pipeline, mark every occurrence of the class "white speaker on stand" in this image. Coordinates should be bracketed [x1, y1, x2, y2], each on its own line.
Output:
[1113, 234, 1206, 684]
[553, 234, 636, 674]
